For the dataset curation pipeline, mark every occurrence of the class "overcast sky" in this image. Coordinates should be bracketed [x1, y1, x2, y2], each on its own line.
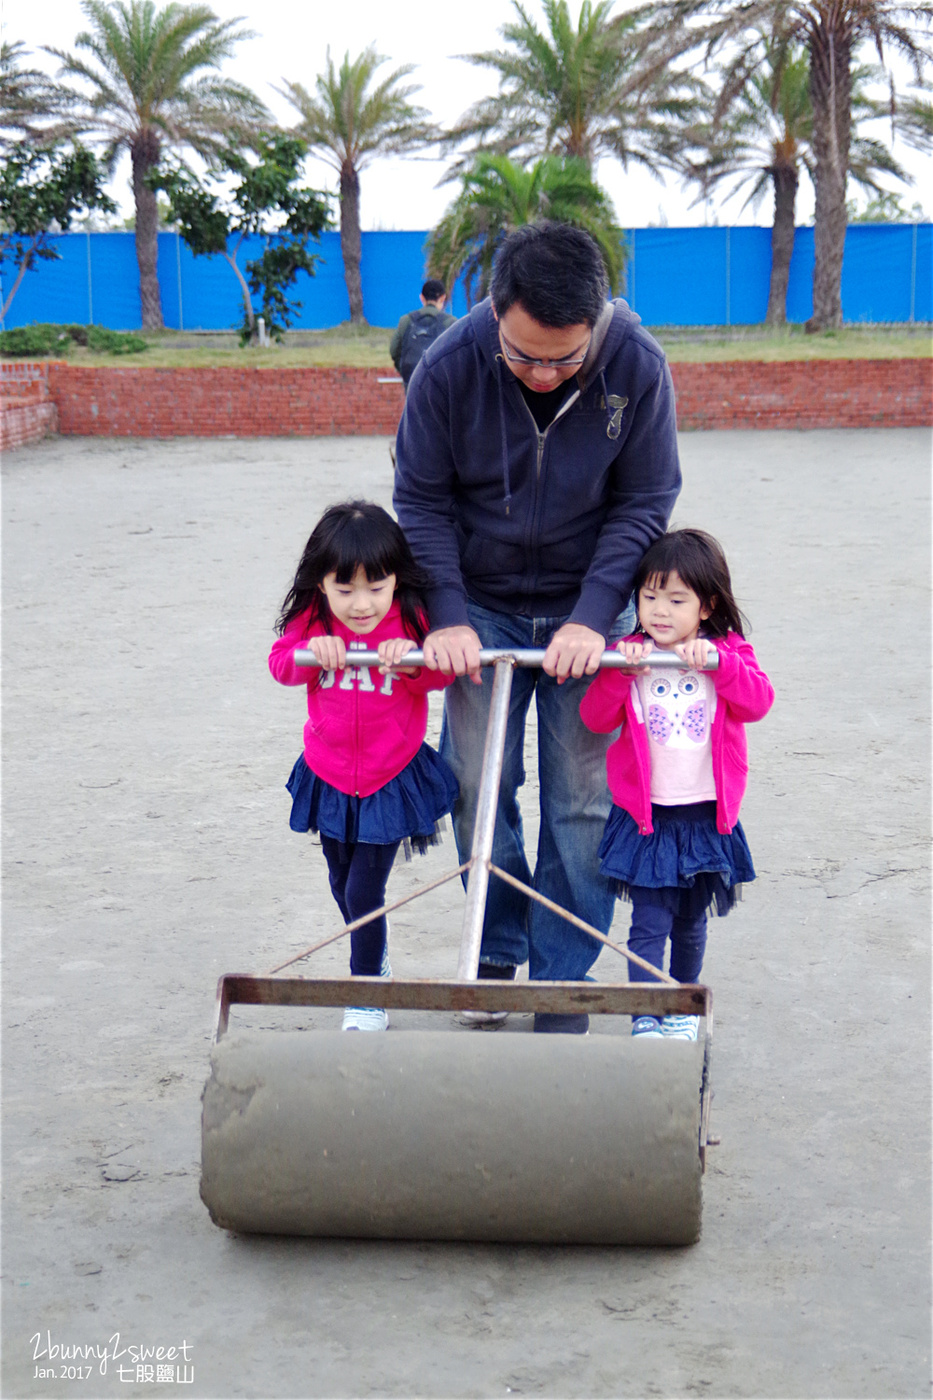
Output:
[4, 0, 927, 229]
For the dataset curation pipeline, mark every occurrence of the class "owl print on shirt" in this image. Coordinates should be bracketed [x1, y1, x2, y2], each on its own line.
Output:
[646, 670, 708, 746]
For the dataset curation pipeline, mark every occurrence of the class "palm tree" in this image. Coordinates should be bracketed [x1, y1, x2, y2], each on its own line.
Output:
[427, 153, 625, 305]
[280, 48, 437, 324]
[634, 0, 932, 329]
[443, 0, 701, 178]
[1, 41, 73, 149]
[675, 42, 925, 323]
[47, 0, 269, 329]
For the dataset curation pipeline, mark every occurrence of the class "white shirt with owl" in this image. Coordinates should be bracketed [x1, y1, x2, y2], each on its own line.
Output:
[633, 663, 717, 805]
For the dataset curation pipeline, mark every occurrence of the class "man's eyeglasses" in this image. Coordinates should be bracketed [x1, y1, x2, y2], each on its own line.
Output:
[499, 329, 592, 369]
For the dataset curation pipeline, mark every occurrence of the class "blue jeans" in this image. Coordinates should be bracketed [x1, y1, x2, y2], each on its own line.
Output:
[439, 599, 635, 981]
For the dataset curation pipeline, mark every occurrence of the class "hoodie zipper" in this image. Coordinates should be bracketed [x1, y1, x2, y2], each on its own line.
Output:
[529, 388, 581, 479]
[518, 387, 582, 601]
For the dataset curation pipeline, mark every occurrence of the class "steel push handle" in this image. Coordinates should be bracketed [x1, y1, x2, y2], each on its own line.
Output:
[290, 643, 720, 983]
[293, 646, 719, 670]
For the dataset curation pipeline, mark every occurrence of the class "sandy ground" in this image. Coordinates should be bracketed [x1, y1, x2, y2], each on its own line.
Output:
[2, 428, 930, 1400]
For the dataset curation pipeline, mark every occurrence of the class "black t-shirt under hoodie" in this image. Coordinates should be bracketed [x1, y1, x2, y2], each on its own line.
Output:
[518, 379, 573, 431]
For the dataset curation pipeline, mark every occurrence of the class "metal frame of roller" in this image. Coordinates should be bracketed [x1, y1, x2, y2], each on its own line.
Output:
[201, 650, 718, 1246]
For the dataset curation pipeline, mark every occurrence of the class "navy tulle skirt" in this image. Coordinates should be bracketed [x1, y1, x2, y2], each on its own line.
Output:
[598, 800, 755, 918]
[286, 745, 459, 856]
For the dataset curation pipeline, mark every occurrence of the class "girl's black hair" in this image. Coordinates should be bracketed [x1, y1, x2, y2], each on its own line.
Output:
[633, 529, 748, 638]
[276, 500, 432, 643]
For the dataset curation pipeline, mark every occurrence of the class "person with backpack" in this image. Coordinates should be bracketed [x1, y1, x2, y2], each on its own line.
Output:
[390, 279, 457, 390]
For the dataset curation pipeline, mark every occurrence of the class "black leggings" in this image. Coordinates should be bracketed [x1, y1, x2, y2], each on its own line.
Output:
[320, 836, 401, 976]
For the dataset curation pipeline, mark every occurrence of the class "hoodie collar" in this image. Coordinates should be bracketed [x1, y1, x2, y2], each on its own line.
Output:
[575, 300, 617, 391]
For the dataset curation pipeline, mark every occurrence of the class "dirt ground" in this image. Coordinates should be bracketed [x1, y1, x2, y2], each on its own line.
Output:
[2, 428, 930, 1400]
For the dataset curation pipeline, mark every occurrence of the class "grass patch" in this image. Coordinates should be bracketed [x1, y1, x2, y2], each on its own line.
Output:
[3, 319, 929, 368]
[59, 323, 398, 369]
[656, 323, 931, 362]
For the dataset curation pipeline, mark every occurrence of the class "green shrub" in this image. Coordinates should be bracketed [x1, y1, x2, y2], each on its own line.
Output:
[0, 323, 73, 356]
[0, 322, 149, 357]
[84, 325, 148, 355]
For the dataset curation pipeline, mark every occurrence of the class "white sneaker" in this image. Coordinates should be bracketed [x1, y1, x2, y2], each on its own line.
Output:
[459, 962, 515, 1025]
[343, 920, 390, 1031]
[459, 1007, 510, 1025]
[341, 1005, 389, 1032]
[661, 1014, 699, 1041]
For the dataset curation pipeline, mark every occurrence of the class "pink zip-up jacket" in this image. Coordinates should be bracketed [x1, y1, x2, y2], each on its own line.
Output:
[268, 602, 453, 798]
[579, 632, 774, 835]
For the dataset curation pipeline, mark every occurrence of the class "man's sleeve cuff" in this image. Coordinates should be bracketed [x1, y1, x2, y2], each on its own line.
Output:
[567, 583, 626, 639]
[427, 587, 471, 632]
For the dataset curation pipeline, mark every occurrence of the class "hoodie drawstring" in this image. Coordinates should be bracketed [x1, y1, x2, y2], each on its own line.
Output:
[495, 353, 512, 515]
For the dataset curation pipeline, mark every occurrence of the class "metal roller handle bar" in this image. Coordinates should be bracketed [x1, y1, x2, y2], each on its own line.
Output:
[293, 645, 719, 670]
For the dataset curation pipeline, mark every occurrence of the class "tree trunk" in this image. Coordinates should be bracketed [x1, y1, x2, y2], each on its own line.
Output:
[224, 249, 255, 335]
[339, 162, 365, 324]
[0, 235, 40, 320]
[132, 128, 164, 331]
[806, 12, 852, 331]
[766, 162, 798, 327]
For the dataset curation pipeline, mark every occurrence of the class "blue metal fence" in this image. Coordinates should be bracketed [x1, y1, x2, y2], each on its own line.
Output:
[2, 224, 930, 330]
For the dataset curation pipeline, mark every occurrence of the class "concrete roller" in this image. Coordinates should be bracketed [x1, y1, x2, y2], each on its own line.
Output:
[201, 1029, 704, 1245]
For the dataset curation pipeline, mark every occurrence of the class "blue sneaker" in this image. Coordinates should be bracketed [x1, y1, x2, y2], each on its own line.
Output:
[631, 1015, 663, 1038]
[661, 1014, 699, 1041]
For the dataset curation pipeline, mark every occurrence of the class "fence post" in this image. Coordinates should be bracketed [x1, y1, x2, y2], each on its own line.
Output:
[176, 231, 184, 332]
[629, 229, 636, 310]
[909, 223, 917, 324]
[725, 226, 731, 327]
[86, 230, 93, 325]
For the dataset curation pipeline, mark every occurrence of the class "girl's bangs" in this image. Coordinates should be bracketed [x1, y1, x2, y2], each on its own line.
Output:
[329, 520, 398, 584]
[641, 567, 674, 593]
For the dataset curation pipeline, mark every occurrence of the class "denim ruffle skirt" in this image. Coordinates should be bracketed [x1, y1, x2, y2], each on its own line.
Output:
[286, 745, 459, 855]
[598, 799, 756, 918]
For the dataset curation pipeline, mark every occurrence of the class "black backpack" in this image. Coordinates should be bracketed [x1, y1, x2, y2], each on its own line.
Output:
[398, 308, 451, 385]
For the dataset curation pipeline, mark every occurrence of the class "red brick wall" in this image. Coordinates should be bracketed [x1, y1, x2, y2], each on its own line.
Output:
[1, 362, 59, 449]
[47, 366, 407, 437]
[0, 401, 59, 450]
[1, 358, 928, 440]
[671, 357, 931, 430]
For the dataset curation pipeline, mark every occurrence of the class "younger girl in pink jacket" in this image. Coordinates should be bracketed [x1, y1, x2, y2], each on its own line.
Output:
[580, 529, 773, 1040]
[269, 500, 457, 1032]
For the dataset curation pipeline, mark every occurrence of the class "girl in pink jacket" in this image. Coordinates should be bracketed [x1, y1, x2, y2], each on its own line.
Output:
[269, 501, 457, 1032]
[580, 529, 774, 1040]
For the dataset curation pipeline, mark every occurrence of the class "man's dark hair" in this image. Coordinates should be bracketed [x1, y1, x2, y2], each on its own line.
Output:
[422, 278, 446, 301]
[490, 222, 609, 328]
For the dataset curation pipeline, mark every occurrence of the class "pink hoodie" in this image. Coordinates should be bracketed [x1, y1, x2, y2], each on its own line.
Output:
[268, 601, 453, 798]
[579, 632, 774, 835]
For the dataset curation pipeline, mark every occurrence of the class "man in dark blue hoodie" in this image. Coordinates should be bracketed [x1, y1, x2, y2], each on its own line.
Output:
[394, 222, 681, 1033]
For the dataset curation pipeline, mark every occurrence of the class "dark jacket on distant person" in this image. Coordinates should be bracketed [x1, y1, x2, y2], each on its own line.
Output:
[393, 297, 681, 639]
[389, 303, 457, 385]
